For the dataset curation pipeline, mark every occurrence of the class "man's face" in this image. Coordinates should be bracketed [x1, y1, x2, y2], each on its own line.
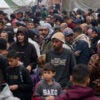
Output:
[8, 58, 18, 68]
[42, 28, 49, 38]
[73, 32, 78, 39]
[45, 17, 51, 23]
[90, 30, 98, 38]
[65, 35, 73, 44]
[0, 50, 8, 57]
[0, 23, 4, 29]
[26, 22, 35, 30]
[0, 32, 8, 41]
[52, 38, 63, 51]
[17, 33, 25, 43]
[0, 14, 4, 19]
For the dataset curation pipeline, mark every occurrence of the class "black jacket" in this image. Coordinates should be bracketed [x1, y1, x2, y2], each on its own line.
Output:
[9, 42, 37, 69]
[5, 66, 33, 100]
[0, 54, 8, 82]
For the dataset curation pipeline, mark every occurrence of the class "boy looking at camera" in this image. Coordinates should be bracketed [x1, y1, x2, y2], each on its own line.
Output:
[33, 63, 61, 100]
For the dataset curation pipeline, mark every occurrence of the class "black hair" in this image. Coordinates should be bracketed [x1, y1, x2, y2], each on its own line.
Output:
[73, 27, 82, 34]
[0, 10, 4, 15]
[63, 15, 68, 20]
[54, 26, 61, 33]
[44, 63, 55, 73]
[0, 20, 4, 25]
[62, 10, 67, 15]
[10, 13, 16, 19]
[72, 64, 90, 84]
[27, 18, 34, 23]
[16, 27, 28, 46]
[91, 19, 98, 27]
[4, 26, 14, 43]
[7, 50, 19, 59]
[0, 38, 7, 50]
[0, 69, 4, 85]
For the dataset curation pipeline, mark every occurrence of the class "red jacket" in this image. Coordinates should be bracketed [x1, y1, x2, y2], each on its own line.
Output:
[32, 96, 42, 100]
[56, 85, 100, 100]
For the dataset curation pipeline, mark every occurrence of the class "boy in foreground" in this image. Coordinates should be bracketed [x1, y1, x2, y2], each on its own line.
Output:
[5, 50, 33, 100]
[0, 38, 20, 100]
[47, 64, 100, 100]
[33, 63, 62, 100]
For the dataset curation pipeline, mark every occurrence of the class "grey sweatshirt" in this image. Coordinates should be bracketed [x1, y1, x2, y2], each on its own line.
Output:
[34, 79, 61, 100]
[46, 48, 76, 87]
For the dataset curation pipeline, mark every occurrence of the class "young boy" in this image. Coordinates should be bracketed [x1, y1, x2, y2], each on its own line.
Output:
[5, 50, 33, 100]
[32, 63, 62, 100]
[47, 64, 100, 100]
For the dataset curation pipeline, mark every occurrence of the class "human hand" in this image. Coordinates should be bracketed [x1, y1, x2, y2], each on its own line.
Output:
[74, 50, 81, 56]
[26, 65, 32, 72]
[9, 85, 18, 91]
[45, 96, 55, 100]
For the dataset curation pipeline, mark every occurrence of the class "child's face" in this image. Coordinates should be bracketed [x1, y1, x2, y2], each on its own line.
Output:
[8, 58, 19, 68]
[43, 71, 55, 81]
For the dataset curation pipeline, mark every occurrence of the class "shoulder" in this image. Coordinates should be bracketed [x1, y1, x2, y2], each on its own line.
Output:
[63, 48, 73, 56]
[28, 42, 35, 47]
[27, 42, 36, 51]
[38, 79, 45, 85]
[46, 49, 54, 55]
[35, 80, 45, 88]
[91, 54, 99, 58]
[54, 81, 61, 88]
[0, 54, 7, 61]
[10, 42, 17, 47]
[18, 66, 28, 73]
[76, 40, 88, 44]
[9, 42, 17, 50]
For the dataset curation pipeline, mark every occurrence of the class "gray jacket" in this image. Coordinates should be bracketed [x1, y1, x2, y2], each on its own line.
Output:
[34, 79, 61, 99]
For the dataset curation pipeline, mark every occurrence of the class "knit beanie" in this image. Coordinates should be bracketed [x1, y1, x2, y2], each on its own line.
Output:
[51, 32, 65, 43]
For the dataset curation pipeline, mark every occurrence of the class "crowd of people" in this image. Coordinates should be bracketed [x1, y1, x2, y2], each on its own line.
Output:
[0, 4, 100, 100]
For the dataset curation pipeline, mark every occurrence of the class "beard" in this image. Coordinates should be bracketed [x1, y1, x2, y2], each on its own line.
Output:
[53, 45, 62, 51]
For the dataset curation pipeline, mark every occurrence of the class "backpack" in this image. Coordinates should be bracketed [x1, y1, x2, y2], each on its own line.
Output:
[31, 67, 40, 87]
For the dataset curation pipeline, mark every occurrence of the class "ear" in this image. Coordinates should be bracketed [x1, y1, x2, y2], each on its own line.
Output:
[53, 72, 56, 77]
[70, 75, 73, 82]
[86, 77, 90, 85]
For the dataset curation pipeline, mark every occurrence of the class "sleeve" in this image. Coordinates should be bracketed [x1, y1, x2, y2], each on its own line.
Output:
[0, 55, 8, 81]
[88, 55, 96, 73]
[18, 68, 33, 92]
[57, 83, 62, 96]
[55, 93, 67, 100]
[30, 44, 38, 69]
[69, 50, 76, 75]
[32, 82, 45, 100]
[74, 40, 87, 51]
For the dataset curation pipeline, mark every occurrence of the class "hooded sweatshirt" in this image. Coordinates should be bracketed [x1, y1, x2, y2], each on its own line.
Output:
[56, 85, 100, 100]
[0, 83, 20, 100]
[9, 27, 37, 68]
[33, 79, 61, 100]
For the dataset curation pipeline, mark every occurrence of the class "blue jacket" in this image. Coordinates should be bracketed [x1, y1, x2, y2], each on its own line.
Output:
[73, 40, 90, 64]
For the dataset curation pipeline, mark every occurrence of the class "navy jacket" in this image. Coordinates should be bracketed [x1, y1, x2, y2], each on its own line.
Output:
[73, 40, 90, 64]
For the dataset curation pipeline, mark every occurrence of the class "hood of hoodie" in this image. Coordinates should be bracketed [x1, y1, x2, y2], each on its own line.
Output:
[74, 34, 91, 48]
[16, 27, 28, 46]
[67, 85, 94, 100]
